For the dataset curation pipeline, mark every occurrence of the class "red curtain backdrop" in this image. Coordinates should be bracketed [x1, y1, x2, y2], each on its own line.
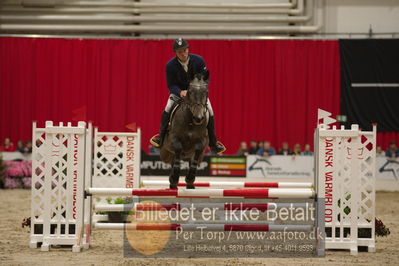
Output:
[0, 37, 345, 153]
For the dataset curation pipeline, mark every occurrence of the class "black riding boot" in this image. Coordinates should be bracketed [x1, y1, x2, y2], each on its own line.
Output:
[208, 116, 226, 154]
[151, 111, 170, 148]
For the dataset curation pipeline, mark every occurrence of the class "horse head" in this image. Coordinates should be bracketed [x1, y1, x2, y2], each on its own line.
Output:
[187, 71, 209, 125]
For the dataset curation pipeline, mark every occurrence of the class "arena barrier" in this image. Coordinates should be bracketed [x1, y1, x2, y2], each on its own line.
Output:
[30, 110, 376, 255]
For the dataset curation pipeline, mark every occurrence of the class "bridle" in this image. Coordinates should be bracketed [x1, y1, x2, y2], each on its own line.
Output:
[187, 85, 208, 113]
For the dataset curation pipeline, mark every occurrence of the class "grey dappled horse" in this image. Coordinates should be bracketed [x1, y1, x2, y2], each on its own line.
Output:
[160, 72, 210, 189]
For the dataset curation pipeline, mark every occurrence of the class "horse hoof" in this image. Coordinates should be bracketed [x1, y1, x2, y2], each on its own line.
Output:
[186, 183, 195, 189]
[169, 184, 178, 189]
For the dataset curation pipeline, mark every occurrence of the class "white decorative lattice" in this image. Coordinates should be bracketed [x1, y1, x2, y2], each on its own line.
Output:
[356, 130, 376, 251]
[92, 129, 140, 188]
[93, 131, 127, 188]
[91, 128, 141, 223]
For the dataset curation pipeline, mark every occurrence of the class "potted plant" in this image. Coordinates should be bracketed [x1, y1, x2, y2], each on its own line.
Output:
[106, 197, 134, 223]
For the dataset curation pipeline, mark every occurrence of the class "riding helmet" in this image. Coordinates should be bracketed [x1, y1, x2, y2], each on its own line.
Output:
[173, 38, 189, 51]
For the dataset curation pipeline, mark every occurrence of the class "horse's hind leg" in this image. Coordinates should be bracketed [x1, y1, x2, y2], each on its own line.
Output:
[186, 143, 204, 189]
[169, 141, 183, 189]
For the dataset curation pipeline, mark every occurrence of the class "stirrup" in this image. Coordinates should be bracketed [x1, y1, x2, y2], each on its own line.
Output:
[214, 141, 226, 155]
[150, 134, 161, 148]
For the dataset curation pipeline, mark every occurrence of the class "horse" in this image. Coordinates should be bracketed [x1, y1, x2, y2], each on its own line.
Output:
[160, 72, 210, 189]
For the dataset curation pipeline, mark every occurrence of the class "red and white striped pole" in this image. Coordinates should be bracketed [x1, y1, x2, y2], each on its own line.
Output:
[94, 223, 313, 231]
[87, 187, 315, 198]
[93, 202, 311, 212]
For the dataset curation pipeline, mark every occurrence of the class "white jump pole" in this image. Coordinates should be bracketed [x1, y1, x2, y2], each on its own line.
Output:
[141, 180, 313, 188]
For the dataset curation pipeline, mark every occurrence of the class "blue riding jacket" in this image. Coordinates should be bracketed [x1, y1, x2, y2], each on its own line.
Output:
[166, 54, 209, 96]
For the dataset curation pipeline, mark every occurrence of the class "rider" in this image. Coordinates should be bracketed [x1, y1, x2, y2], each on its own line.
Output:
[150, 38, 226, 154]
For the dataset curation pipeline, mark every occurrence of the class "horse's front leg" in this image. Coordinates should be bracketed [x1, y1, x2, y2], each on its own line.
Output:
[186, 142, 205, 189]
[169, 139, 183, 189]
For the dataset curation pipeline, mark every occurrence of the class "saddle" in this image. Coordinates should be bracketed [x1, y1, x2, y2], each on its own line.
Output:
[169, 100, 182, 127]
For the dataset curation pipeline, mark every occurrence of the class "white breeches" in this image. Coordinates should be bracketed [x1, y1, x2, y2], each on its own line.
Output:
[164, 94, 214, 116]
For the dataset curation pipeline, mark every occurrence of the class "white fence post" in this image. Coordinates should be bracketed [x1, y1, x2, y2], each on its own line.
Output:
[30, 122, 46, 248]
[30, 121, 87, 252]
[83, 122, 93, 249]
[317, 122, 377, 255]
